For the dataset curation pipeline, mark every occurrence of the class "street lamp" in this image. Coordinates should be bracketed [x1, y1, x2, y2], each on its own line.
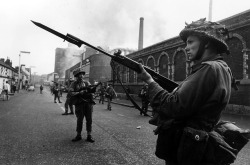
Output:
[29, 66, 36, 84]
[18, 51, 30, 92]
[33, 72, 37, 85]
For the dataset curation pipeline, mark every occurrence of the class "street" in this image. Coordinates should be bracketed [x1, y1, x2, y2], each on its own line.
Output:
[0, 87, 249, 165]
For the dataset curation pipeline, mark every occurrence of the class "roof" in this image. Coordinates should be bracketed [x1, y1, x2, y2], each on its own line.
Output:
[0, 60, 17, 72]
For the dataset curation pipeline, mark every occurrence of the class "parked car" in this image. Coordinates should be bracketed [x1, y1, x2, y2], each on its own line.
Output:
[28, 86, 35, 91]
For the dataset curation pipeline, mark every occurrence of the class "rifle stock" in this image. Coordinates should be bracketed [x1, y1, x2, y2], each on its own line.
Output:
[32, 21, 179, 92]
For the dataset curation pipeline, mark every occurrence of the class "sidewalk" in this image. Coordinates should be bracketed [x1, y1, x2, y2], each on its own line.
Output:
[100, 97, 153, 112]
[108, 97, 250, 116]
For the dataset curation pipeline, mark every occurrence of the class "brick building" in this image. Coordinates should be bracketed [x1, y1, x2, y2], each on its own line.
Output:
[113, 10, 250, 107]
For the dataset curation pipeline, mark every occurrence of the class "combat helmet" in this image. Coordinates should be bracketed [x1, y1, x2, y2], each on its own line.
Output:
[73, 68, 85, 77]
[179, 18, 230, 55]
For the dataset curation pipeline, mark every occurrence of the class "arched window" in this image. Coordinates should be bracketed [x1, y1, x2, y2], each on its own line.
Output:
[146, 57, 155, 70]
[225, 36, 244, 79]
[158, 53, 169, 78]
[174, 51, 186, 81]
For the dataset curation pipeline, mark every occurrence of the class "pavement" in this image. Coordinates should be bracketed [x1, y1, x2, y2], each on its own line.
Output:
[109, 97, 250, 116]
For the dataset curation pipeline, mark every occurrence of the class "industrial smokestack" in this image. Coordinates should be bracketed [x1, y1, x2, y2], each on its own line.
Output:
[208, 0, 213, 21]
[138, 17, 144, 50]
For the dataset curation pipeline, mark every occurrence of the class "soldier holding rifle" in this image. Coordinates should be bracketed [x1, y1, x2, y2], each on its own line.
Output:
[137, 18, 246, 164]
[69, 68, 95, 143]
[32, 20, 249, 163]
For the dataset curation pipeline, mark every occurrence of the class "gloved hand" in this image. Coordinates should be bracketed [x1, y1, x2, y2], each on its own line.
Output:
[137, 64, 154, 84]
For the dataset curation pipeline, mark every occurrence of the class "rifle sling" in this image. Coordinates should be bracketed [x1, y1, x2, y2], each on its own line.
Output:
[111, 60, 150, 117]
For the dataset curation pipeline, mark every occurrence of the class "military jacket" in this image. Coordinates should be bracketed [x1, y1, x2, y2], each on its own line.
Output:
[148, 55, 233, 130]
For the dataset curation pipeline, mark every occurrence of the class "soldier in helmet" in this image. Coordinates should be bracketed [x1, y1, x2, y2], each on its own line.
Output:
[62, 78, 74, 115]
[137, 18, 239, 164]
[69, 68, 95, 143]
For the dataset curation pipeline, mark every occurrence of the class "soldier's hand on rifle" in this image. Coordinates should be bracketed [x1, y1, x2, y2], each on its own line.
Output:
[138, 64, 154, 84]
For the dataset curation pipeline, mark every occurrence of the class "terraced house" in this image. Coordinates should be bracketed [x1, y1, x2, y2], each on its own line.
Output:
[0, 58, 17, 93]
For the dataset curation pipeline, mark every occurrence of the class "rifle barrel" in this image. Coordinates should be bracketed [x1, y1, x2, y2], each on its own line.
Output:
[32, 21, 179, 92]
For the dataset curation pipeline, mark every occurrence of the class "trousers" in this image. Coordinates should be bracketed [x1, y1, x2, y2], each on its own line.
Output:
[75, 103, 93, 134]
[64, 98, 73, 113]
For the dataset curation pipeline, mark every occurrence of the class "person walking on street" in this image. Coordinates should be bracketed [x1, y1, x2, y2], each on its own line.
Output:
[53, 83, 62, 103]
[40, 85, 43, 94]
[3, 81, 10, 101]
[105, 84, 117, 111]
[137, 18, 241, 164]
[12, 84, 16, 93]
[69, 68, 96, 143]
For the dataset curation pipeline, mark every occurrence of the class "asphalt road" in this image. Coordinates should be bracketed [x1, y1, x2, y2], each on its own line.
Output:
[0, 88, 249, 165]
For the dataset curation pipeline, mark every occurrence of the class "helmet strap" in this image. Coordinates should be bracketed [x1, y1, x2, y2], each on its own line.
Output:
[193, 38, 207, 61]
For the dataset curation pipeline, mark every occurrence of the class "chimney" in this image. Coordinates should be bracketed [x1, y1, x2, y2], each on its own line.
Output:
[138, 17, 144, 50]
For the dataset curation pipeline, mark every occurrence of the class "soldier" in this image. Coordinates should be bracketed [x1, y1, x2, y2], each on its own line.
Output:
[98, 83, 106, 104]
[53, 83, 62, 103]
[62, 78, 74, 115]
[105, 84, 117, 111]
[139, 84, 149, 116]
[69, 68, 95, 143]
[138, 18, 238, 164]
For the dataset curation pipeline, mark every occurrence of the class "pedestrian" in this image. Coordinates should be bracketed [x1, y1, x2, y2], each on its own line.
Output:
[137, 18, 238, 164]
[139, 84, 149, 116]
[3, 80, 10, 101]
[69, 68, 96, 143]
[98, 84, 105, 104]
[40, 84, 43, 94]
[105, 84, 117, 111]
[53, 83, 62, 103]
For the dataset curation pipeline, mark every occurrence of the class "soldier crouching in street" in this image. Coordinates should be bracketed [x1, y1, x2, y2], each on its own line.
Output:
[69, 68, 96, 143]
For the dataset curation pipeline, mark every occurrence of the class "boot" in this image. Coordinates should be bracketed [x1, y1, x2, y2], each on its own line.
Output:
[72, 134, 82, 142]
[86, 135, 95, 143]
[62, 112, 68, 115]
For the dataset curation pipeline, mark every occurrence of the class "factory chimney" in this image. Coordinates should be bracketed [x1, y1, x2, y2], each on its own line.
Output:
[138, 17, 144, 50]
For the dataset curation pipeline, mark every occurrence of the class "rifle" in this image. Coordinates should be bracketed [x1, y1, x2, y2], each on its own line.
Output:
[69, 82, 101, 105]
[31, 20, 179, 92]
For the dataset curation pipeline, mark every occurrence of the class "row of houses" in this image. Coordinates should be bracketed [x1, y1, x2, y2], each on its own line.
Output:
[0, 57, 36, 93]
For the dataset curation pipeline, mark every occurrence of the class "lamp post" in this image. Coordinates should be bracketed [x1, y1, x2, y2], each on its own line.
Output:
[29, 66, 36, 85]
[18, 51, 30, 92]
[33, 72, 37, 85]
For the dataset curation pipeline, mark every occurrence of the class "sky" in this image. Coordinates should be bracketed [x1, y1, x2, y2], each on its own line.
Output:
[0, 0, 250, 75]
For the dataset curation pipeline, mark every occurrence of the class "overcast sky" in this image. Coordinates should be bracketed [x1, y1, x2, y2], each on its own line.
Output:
[1, 0, 249, 75]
